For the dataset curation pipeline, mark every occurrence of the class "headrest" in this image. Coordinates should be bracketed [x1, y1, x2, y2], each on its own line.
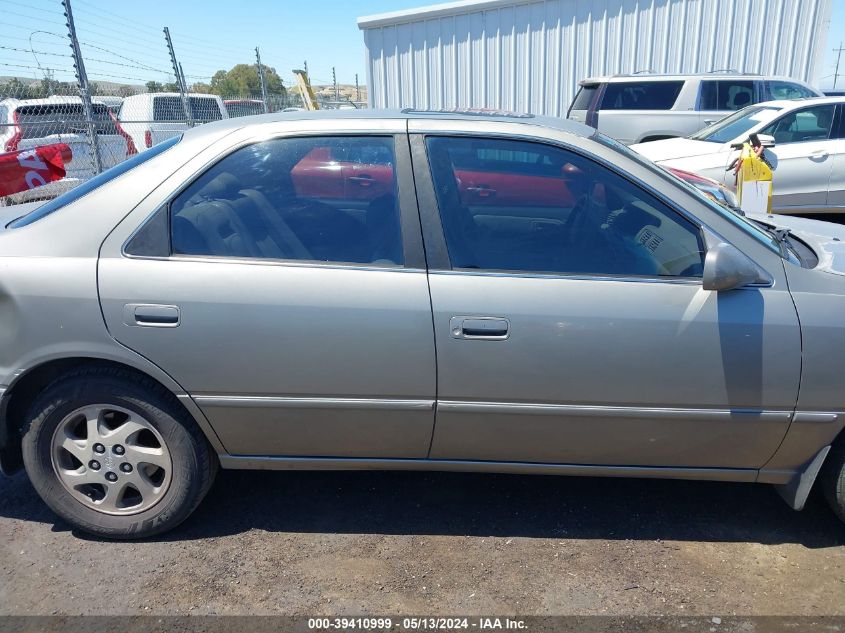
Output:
[201, 172, 241, 198]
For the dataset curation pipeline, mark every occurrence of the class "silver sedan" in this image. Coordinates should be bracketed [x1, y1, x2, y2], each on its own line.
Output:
[1, 110, 844, 538]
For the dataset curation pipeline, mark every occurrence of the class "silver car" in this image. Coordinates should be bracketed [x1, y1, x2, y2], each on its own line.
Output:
[1, 110, 844, 539]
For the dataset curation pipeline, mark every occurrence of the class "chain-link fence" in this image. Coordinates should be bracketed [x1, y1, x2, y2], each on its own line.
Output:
[1, 0, 364, 206]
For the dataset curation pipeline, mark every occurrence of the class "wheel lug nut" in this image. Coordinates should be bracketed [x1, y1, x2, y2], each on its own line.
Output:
[88, 460, 101, 471]
[112, 445, 125, 456]
[120, 463, 133, 473]
[93, 443, 105, 454]
[105, 472, 118, 483]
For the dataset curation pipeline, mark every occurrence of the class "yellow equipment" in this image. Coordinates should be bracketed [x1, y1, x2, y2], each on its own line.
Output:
[292, 69, 319, 111]
[736, 142, 773, 215]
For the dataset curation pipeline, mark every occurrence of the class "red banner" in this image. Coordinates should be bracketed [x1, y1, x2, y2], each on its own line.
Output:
[0, 144, 73, 198]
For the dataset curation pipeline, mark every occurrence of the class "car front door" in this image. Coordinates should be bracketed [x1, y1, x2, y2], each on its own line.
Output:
[410, 130, 801, 470]
[98, 132, 436, 459]
[760, 103, 838, 211]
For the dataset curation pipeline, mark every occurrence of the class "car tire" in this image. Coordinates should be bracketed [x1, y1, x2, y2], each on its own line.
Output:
[21, 366, 217, 539]
[820, 435, 845, 525]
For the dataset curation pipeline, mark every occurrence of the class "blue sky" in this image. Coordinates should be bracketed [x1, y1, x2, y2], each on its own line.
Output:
[2, 0, 844, 89]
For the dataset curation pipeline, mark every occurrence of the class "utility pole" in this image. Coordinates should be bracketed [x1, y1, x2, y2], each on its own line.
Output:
[834, 42, 844, 90]
[62, 0, 102, 173]
[255, 47, 269, 113]
[179, 62, 188, 96]
[164, 27, 193, 126]
[332, 66, 338, 101]
[355, 73, 360, 102]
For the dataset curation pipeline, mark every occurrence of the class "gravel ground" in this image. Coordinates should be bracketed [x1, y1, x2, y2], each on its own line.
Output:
[1, 468, 844, 616]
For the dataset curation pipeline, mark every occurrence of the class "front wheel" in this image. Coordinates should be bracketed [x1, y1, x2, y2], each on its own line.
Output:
[21, 367, 217, 539]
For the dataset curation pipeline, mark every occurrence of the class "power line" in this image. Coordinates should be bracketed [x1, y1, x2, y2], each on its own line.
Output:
[2, 8, 66, 27]
[0, 44, 72, 58]
[0, 0, 62, 15]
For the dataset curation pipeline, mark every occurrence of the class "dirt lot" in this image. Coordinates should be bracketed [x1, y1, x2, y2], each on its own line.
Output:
[0, 468, 843, 616]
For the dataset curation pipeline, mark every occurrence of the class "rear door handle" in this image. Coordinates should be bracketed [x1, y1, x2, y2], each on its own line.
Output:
[810, 149, 829, 158]
[450, 316, 510, 340]
[123, 304, 180, 328]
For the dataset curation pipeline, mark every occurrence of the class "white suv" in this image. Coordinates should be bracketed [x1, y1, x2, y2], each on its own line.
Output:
[568, 73, 821, 145]
[118, 93, 228, 151]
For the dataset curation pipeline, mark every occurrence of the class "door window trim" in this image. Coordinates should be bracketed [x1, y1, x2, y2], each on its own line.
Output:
[410, 132, 708, 282]
[122, 132, 426, 271]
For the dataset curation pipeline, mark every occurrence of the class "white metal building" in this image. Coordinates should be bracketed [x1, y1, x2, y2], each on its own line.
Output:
[358, 0, 833, 117]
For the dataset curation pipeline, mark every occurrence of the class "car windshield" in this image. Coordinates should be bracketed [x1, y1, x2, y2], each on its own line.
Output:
[689, 105, 783, 143]
[593, 132, 782, 256]
[8, 135, 181, 228]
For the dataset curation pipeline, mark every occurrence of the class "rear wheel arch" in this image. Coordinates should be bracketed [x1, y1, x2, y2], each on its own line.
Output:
[1, 357, 214, 475]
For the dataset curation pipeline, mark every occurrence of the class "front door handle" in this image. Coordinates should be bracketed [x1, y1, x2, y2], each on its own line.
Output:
[450, 316, 510, 340]
[123, 304, 180, 328]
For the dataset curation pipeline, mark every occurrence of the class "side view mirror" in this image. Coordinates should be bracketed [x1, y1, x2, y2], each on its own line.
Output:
[702, 233, 772, 292]
[756, 133, 776, 148]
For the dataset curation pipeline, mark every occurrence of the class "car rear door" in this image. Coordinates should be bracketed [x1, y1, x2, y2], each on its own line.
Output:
[98, 127, 436, 459]
[696, 79, 758, 129]
[824, 104, 845, 209]
[409, 123, 801, 470]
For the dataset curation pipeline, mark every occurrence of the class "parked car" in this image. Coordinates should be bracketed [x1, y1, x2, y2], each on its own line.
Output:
[568, 73, 822, 145]
[2, 109, 845, 539]
[96, 96, 124, 116]
[118, 92, 228, 151]
[631, 97, 845, 215]
[0, 96, 137, 204]
[223, 99, 265, 118]
[824, 90, 845, 97]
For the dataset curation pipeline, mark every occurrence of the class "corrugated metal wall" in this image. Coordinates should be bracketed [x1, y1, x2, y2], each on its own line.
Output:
[360, 0, 832, 116]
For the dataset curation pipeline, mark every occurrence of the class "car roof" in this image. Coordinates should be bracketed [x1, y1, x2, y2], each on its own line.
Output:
[0, 96, 107, 108]
[179, 107, 595, 140]
[581, 73, 810, 84]
[122, 92, 221, 100]
[754, 96, 845, 109]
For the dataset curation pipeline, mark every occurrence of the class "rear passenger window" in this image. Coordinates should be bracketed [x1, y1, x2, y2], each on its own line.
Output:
[426, 136, 705, 278]
[570, 85, 599, 111]
[600, 81, 683, 110]
[170, 136, 403, 265]
[699, 80, 756, 111]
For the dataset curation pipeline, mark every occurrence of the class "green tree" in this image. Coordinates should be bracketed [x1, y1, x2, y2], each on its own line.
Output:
[0, 77, 28, 98]
[118, 85, 137, 98]
[189, 82, 211, 94]
[209, 63, 286, 98]
[145, 80, 180, 93]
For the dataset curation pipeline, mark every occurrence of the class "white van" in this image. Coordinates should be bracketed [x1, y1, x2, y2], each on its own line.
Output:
[118, 93, 228, 151]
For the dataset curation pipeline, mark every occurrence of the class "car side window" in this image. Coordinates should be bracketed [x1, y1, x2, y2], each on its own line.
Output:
[761, 105, 836, 144]
[699, 80, 756, 111]
[425, 136, 705, 278]
[169, 136, 404, 265]
[766, 81, 818, 100]
[600, 81, 683, 110]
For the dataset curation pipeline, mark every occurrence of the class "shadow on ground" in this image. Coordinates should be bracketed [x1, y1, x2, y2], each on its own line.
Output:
[2, 468, 843, 547]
